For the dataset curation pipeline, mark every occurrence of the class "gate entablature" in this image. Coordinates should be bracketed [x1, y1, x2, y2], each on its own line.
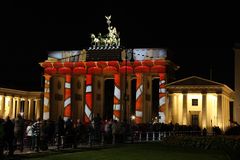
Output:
[41, 59, 166, 76]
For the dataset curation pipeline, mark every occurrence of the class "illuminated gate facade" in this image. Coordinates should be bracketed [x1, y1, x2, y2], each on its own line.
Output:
[40, 48, 172, 124]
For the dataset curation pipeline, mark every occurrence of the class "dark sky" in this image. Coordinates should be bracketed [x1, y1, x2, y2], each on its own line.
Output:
[3, 2, 240, 91]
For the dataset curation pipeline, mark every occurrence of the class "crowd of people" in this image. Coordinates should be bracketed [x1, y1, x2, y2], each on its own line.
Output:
[0, 113, 131, 157]
[0, 113, 216, 157]
[0, 114, 47, 157]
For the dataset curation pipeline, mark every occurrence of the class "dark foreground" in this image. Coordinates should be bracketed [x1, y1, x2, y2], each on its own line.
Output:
[12, 142, 231, 160]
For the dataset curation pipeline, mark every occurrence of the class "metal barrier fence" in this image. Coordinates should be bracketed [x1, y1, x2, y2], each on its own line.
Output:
[131, 131, 170, 142]
[21, 130, 211, 151]
[45, 131, 172, 148]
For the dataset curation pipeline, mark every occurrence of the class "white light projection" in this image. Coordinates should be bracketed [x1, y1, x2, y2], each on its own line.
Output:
[133, 48, 167, 61]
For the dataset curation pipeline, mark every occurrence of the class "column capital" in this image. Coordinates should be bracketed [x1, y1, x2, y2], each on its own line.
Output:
[182, 91, 188, 95]
[167, 91, 174, 95]
[13, 96, 19, 99]
[5, 94, 13, 98]
[44, 74, 52, 77]
[181, 88, 188, 94]
[23, 97, 29, 100]
[9, 95, 13, 99]
[201, 90, 208, 94]
[216, 89, 222, 94]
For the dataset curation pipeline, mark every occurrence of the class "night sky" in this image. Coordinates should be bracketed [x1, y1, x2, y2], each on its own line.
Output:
[3, 2, 240, 91]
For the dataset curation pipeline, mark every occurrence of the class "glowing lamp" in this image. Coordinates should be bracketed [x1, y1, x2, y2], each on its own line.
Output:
[131, 115, 136, 120]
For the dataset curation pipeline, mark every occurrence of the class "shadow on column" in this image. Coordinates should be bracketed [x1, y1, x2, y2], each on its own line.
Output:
[103, 79, 114, 120]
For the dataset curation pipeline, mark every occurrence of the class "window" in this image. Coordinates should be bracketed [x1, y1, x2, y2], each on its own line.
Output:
[192, 99, 198, 106]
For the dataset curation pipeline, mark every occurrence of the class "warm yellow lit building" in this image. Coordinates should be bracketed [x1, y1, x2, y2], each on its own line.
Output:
[0, 88, 43, 120]
[166, 76, 234, 131]
[234, 47, 240, 124]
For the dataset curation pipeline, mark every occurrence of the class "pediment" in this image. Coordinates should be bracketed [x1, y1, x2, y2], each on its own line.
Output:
[167, 76, 222, 86]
